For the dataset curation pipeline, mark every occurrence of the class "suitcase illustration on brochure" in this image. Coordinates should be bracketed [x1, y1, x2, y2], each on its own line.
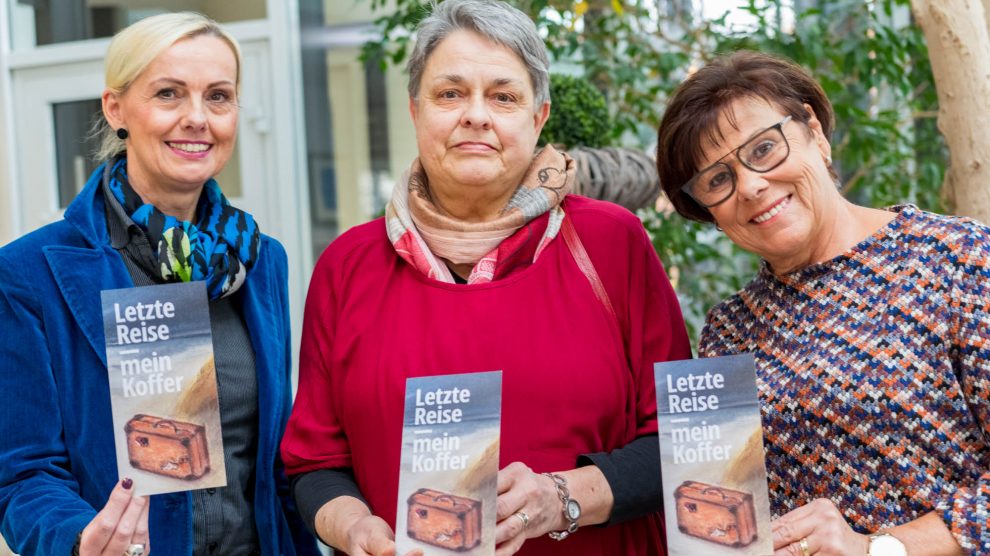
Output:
[124, 414, 210, 480]
[674, 480, 758, 547]
[406, 488, 482, 551]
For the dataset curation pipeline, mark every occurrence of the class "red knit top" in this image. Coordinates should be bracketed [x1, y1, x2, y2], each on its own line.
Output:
[282, 195, 691, 555]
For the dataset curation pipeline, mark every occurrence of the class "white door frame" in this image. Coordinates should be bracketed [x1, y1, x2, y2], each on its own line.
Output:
[0, 0, 20, 242]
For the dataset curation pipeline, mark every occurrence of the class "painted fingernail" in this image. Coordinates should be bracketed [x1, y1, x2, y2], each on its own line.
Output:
[122, 478, 133, 490]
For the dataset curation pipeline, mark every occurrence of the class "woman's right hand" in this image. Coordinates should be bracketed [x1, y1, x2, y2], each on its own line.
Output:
[344, 515, 422, 556]
[78, 478, 150, 555]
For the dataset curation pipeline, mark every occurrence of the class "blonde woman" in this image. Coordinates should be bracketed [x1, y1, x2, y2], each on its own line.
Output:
[0, 13, 316, 556]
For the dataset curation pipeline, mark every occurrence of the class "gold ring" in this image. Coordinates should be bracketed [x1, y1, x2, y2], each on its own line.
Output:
[512, 511, 530, 528]
[799, 537, 810, 556]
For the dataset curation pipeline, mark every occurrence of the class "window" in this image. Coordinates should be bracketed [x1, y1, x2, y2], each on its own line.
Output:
[8, 0, 265, 50]
[299, 0, 417, 258]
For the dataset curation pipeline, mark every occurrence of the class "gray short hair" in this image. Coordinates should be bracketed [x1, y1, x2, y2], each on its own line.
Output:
[407, 0, 550, 111]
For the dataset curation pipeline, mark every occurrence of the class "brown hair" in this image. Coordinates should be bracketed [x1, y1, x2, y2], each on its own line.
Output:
[656, 50, 834, 222]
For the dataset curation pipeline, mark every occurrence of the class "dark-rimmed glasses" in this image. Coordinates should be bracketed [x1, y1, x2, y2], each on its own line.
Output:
[681, 115, 793, 208]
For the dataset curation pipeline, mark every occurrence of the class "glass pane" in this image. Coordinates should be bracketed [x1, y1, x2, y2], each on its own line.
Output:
[52, 99, 242, 209]
[215, 135, 242, 199]
[300, 0, 418, 260]
[9, 0, 266, 50]
[52, 99, 101, 208]
[365, 52, 393, 215]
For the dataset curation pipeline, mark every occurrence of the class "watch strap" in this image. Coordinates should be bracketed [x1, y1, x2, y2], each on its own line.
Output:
[543, 472, 580, 540]
[867, 532, 907, 556]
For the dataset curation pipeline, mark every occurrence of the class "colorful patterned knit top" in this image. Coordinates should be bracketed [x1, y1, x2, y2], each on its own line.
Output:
[699, 205, 990, 552]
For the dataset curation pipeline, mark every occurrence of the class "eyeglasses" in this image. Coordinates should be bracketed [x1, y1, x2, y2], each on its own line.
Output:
[681, 115, 793, 208]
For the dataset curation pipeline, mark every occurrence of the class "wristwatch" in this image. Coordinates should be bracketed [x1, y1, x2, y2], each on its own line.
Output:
[867, 532, 906, 556]
[543, 472, 581, 540]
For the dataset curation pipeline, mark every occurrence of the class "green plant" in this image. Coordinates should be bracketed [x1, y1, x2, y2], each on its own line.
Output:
[361, 0, 432, 69]
[539, 73, 611, 148]
[641, 209, 759, 341]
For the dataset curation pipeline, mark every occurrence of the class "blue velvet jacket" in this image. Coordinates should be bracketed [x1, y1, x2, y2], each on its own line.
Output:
[0, 172, 318, 556]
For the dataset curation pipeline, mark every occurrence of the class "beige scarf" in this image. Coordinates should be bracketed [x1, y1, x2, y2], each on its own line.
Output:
[385, 145, 575, 283]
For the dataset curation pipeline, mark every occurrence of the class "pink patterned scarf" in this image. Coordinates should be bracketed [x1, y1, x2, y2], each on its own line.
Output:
[386, 145, 574, 284]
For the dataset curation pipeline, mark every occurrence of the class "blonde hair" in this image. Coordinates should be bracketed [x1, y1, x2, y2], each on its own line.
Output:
[96, 12, 242, 161]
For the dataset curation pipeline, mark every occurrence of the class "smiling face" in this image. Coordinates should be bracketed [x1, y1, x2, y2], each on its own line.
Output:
[702, 97, 842, 272]
[102, 34, 238, 211]
[409, 30, 550, 217]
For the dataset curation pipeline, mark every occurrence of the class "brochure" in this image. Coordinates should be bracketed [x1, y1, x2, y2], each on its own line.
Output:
[655, 354, 772, 555]
[101, 281, 226, 496]
[395, 370, 502, 555]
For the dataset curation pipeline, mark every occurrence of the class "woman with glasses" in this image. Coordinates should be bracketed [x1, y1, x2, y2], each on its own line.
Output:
[656, 50, 985, 555]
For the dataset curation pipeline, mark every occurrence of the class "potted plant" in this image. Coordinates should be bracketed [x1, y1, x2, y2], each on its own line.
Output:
[539, 73, 660, 212]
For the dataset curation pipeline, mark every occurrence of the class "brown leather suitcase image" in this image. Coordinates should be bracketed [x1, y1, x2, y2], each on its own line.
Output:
[124, 414, 210, 480]
[674, 480, 758, 547]
[406, 488, 482, 551]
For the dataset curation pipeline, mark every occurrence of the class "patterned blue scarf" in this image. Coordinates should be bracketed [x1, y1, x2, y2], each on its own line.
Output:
[107, 156, 261, 300]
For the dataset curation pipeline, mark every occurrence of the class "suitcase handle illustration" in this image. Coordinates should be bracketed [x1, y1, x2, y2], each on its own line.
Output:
[701, 486, 730, 500]
[152, 419, 182, 433]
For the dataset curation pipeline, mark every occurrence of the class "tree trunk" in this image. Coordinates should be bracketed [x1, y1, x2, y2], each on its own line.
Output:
[911, 0, 990, 223]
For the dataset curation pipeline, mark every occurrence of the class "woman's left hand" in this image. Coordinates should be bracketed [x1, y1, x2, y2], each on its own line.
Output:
[771, 498, 869, 555]
[493, 462, 562, 556]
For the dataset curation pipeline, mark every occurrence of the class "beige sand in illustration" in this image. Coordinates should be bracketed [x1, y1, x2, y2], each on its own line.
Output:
[454, 439, 499, 496]
[174, 356, 218, 420]
[721, 429, 765, 487]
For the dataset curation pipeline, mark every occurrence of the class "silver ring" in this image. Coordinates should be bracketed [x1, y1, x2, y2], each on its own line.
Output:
[125, 544, 146, 556]
[512, 511, 530, 528]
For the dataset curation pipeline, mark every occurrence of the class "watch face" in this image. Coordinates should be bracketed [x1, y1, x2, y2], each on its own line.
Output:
[870, 534, 907, 556]
[565, 499, 581, 521]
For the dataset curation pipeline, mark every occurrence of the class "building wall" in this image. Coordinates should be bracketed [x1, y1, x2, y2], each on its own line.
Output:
[324, 0, 379, 25]
[387, 58, 417, 189]
[84, 0, 266, 22]
[202, 0, 266, 22]
[322, 46, 417, 234]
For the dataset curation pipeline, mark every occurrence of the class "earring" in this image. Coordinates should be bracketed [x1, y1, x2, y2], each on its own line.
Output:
[825, 155, 832, 165]
[116, 128, 129, 140]
[715, 224, 723, 232]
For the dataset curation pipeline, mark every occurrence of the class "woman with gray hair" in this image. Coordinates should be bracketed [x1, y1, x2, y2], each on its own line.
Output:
[281, 1, 690, 555]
